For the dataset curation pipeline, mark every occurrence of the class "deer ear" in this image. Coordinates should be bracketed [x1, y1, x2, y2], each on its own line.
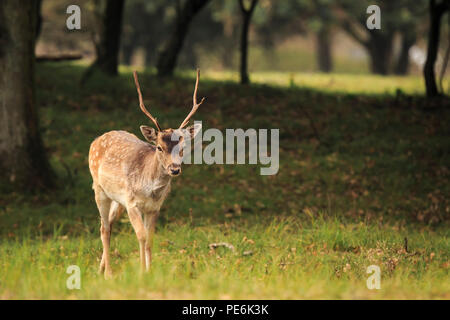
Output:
[140, 125, 157, 143]
[185, 122, 201, 140]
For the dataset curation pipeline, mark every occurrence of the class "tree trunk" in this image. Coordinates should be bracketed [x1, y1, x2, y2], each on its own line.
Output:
[424, 0, 446, 97]
[144, 45, 155, 67]
[121, 43, 135, 66]
[156, 0, 210, 77]
[220, 13, 236, 69]
[121, 30, 138, 66]
[238, 0, 258, 84]
[316, 26, 333, 73]
[340, 14, 395, 75]
[0, 0, 54, 190]
[314, 2, 333, 73]
[179, 40, 198, 69]
[36, 0, 43, 40]
[367, 33, 394, 75]
[91, 0, 125, 75]
[240, 14, 251, 84]
[395, 31, 416, 75]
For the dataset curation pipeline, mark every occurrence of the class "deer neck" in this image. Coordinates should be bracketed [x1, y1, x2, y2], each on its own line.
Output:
[141, 152, 172, 191]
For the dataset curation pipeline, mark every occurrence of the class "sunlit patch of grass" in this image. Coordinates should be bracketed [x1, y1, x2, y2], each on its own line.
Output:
[200, 70, 441, 95]
[197, 43, 370, 74]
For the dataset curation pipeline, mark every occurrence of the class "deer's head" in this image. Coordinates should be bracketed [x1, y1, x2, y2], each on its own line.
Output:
[133, 70, 204, 177]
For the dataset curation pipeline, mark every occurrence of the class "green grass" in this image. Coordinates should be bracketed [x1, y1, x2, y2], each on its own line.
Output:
[0, 63, 449, 299]
[2, 218, 448, 299]
[198, 46, 371, 74]
[199, 70, 440, 95]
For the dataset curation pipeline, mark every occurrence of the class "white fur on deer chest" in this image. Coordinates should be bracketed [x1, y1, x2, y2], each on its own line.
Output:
[135, 179, 171, 212]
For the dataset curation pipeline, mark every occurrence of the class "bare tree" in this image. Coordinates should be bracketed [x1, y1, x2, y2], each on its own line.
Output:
[36, 0, 43, 40]
[238, 0, 258, 84]
[338, 0, 426, 75]
[424, 0, 450, 97]
[394, 29, 417, 75]
[156, 0, 211, 77]
[89, 0, 125, 76]
[0, 0, 54, 189]
[340, 15, 394, 75]
[314, 1, 333, 73]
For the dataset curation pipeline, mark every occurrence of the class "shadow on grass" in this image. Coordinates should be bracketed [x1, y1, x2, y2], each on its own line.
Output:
[0, 62, 448, 240]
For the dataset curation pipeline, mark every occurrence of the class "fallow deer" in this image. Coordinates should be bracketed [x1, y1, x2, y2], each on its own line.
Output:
[88, 70, 204, 278]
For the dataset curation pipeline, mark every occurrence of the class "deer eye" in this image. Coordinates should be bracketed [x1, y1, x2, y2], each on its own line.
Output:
[157, 146, 163, 152]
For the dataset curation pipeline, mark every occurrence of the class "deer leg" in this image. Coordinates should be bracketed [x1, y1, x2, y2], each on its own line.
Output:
[99, 201, 125, 272]
[126, 206, 146, 271]
[143, 212, 159, 271]
[109, 201, 125, 225]
[94, 188, 112, 278]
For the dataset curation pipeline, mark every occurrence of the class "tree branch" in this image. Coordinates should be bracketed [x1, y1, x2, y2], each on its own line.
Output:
[436, 0, 450, 12]
[238, 0, 258, 15]
[439, 10, 450, 93]
[340, 18, 368, 47]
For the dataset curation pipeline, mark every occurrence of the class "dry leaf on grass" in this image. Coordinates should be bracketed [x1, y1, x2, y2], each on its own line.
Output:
[209, 242, 235, 252]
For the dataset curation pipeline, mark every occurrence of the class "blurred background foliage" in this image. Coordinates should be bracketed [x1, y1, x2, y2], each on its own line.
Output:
[35, 0, 448, 76]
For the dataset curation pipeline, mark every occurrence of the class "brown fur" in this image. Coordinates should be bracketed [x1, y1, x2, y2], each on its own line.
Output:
[91, 70, 203, 278]
[89, 127, 193, 278]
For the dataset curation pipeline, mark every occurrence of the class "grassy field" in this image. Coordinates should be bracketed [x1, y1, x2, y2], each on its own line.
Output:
[198, 45, 372, 75]
[0, 63, 449, 299]
[201, 71, 434, 95]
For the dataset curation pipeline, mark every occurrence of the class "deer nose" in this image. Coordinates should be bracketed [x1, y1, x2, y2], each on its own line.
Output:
[170, 165, 181, 176]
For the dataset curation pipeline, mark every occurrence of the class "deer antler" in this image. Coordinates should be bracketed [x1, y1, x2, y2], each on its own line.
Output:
[133, 71, 162, 131]
[179, 69, 205, 129]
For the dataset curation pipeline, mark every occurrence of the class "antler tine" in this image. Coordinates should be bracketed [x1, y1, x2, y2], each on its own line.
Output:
[133, 71, 162, 131]
[179, 69, 205, 129]
[193, 68, 200, 106]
